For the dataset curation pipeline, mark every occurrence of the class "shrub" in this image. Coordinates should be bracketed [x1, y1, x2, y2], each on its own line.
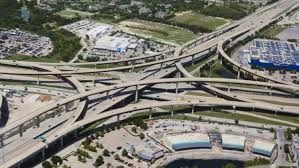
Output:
[51, 155, 63, 166]
[42, 161, 52, 168]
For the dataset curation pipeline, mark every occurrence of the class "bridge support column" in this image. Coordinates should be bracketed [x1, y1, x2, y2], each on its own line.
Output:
[237, 68, 240, 79]
[160, 63, 163, 70]
[37, 74, 40, 85]
[269, 86, 272, 96]
[233, 105, 236, 115]
[192, 55, 195, 65]
[42, 148, 45, 159]
[171, 105, 174, 116]
[228, 84, 231, 92]
[74, 129, 78, 139]
[191, 105, 195, 114]
[0, 134, 4, 148]
[149, 108, 152, 119]
[117, 114, 120, 125]
[60, 137, 64, 148]
[218, 51, 223, 65]
[135, 85, 139, 102]
[106, 91, 109, 99]
[93, 64, 96, 86]
[175, 82, 179, 100]
[36, 116, 40, 128]
[19, 124, 24, 137]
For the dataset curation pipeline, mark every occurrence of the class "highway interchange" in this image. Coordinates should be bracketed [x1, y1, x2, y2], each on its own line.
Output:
[0, 0, 299, 167]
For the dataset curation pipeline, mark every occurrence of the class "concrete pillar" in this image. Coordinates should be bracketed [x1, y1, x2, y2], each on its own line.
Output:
[60, 137, 64, 147]
[269, 86, 272, 96]
[37, 74, 40, 85]
[149, 108, 152, 119]
[237, 68, 240, 79]
[0, 134, 4, 148]
[228, 84, 231, 92]
[191, 105, 195, 114]
[211, 105, 214, 112]
[219, 52, 223, 65]
[175, 82, 179, 100]
[106, 91, 109, 98]
[171, 105, 174, 116]
[74, 129, 78, 139]
[192, 55, 195, 65]
[42, 148, 45, 159]
[160, 63, 163, 70]
[19, 124, 24, 137]
[93, 64, 96, 85]
[233, 105, 236, 114]
[135, 85, 139, 102]
[36, 116, 40, 128]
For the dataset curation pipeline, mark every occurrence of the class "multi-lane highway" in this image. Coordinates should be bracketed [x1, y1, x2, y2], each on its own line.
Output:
[0, 0, 298, 167]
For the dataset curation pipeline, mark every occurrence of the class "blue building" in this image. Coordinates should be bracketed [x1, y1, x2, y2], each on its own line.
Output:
[250, 39, 299, 70]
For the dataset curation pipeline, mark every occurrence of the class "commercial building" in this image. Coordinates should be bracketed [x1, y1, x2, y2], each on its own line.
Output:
[166, 133, 211, 150]
[94, 36, 136, 53]
[131, 143, 164, 161]
[222, 134, 245, 151]
[249, 39, 299, 70]
[252, 139, 276, 157]
[62, 19, 115, 42]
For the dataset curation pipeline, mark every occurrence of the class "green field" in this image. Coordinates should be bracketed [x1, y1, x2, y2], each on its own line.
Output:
[120, 20, 197, 44]
[6, 54, 59, 63]
[56, 9, 94, 19]
[257, 26, 286, 39]
[195, 111, 294, 126]
[168, 12, 229, 32]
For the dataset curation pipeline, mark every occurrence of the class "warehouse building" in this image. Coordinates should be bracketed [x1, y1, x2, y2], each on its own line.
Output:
[249, 39, 299, 70]
[166, 133, 211, 151]
[252, 139, 276, 157]
[222, 134, 245, 151]
[94, 36, 136, 53]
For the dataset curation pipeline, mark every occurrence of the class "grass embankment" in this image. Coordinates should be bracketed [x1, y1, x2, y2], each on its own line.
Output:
[257, 26, 286, 39]
[195, 111, 292, 126]
[120, 20, 196, 44]
[128, 110, 293, 127]
[168, 12, 228, 32]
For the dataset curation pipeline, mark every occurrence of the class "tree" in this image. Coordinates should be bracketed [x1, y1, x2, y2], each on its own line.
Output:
[42, 161, 52, 168]
[131, 127, 137, 133]
[114, 154, 120, 161]
[103, 149, 110, 157]
[51, 155, 63, 166]
[139, 133, 145, 139]
[122, 149, 128, 157]
[234, 119, 239, 125]
[94, 155, 104, 166]
[223, 163, 237, 168]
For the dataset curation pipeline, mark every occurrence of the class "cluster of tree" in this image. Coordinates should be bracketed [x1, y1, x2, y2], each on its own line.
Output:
[75, 148, 92, 163]
[201, 4, 248, 20]
[244, 157, 270, 167]
[132, 118, 148, 130]
[42, 155, 63, 168]
[81, 137, 97, 152]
